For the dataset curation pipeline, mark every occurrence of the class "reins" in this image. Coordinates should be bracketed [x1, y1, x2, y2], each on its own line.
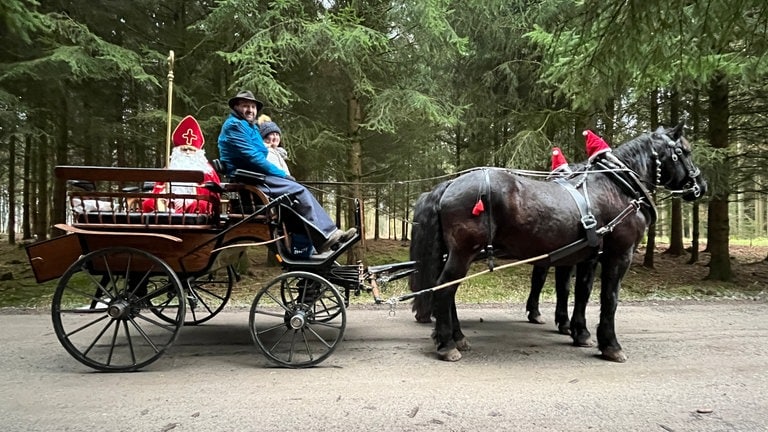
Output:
[385, 252, 550, 314]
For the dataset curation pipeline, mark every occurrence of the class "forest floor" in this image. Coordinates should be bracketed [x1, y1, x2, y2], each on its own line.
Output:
[1, 236, 767, 309]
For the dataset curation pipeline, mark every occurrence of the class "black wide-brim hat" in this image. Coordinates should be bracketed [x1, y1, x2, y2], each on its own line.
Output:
[228, 90, 263, 112]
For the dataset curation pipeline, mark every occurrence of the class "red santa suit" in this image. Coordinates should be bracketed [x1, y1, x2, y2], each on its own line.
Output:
[143, 116, 221, 214]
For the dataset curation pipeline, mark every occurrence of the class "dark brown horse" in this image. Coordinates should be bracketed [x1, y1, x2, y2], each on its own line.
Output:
[409, 124, 706, 362]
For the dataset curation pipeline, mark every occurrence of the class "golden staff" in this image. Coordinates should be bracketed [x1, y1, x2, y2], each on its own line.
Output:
[156, 50, 175, 212]
[165, 50, 175, 167]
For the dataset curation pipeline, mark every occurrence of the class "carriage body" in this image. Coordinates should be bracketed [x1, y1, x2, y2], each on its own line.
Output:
[27, 166, 273, 283]
[26, 165, 408, 371]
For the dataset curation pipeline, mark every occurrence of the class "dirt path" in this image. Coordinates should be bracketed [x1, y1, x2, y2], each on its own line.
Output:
[1, 301, 767, 432]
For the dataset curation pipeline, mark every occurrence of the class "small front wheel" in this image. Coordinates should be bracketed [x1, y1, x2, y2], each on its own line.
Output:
[249, 271, 346, 368]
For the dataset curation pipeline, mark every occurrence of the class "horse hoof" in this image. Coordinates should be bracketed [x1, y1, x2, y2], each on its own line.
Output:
[600, 348, 627, 363]
[572, 330, 593, 347]
[557, 324, 571, 335]
[415, 314, 432, 324]
[527, 313, 545, 325]
[455, 337, 471, 352]
[438, 348, 462, 362]
[572, 338, 594, 348]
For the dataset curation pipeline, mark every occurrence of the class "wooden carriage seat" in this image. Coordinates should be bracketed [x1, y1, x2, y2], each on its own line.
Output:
[57, 166, 219, 228]
[210, 159, 271, 215]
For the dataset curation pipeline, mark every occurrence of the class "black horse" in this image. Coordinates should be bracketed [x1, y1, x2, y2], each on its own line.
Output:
[524, 261, 599, 348]
[409, 124, 706, 362]
[526, 265, 573, 333]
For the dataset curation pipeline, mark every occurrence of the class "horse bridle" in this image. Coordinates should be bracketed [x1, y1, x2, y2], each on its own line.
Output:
[653, 134, 702, 198]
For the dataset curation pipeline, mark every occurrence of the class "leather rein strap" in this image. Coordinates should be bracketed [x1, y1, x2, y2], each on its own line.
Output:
[594, 158, 658, 226]
[554, 177, 599, 247]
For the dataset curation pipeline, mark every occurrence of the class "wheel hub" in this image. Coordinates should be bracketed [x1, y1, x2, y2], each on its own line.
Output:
[107, 300, 131, 319]
[289, 311, 306, 329]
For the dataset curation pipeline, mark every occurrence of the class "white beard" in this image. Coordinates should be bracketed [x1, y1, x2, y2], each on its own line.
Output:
[168, 146, 213, 208]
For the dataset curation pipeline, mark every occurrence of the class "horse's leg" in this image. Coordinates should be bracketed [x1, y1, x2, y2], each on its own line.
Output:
[570, 260, 596, 347]
[432, 254, 472, 362]
[412, 291, 433, 324]
[596, 251, 631, 362]
[526, 265, 549, 324]
[451, 298, 470, 351]
[432, 284, 463, 361]
[553, 265, 573, 334]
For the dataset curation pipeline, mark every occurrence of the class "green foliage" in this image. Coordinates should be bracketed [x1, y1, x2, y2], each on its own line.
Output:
[0, 0, 766, 256]
[0, 0, 46, 44]
[527, 0, 768, 107]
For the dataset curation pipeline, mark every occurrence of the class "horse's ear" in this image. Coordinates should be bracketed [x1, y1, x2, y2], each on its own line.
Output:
[668, 122, 685, 140]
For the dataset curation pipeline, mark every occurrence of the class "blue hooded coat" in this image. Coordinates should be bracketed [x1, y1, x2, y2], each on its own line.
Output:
[217, 112, 338, 240]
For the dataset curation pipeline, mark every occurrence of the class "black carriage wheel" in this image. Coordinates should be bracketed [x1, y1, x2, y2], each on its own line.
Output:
[51, 247, 185, 372]
[249, 271, 346, 368]
[152, 265, 235, 326]
[279, 273, 344, 324]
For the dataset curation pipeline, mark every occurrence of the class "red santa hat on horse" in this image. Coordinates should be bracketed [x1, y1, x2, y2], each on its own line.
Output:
[583, 129, 612, 162]
[550, 147, 571, 174]
[143, 116, 221, 214]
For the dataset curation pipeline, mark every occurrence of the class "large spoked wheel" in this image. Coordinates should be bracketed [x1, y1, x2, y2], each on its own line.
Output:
[183, 265, 235, 325]
[250, 271, 346, 368]
[152, 265, 235, 326]
[51, 247, 185, 372]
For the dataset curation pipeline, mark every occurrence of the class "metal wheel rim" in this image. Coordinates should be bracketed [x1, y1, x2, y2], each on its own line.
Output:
[51, 247, 185, 371]
[249, 271, 346, 368]
[152, 265, 234, 326]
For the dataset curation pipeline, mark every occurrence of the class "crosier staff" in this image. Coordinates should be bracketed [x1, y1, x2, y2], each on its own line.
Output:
[165, 50, 175, 167]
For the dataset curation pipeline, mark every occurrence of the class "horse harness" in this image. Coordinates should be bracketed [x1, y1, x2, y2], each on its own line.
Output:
[468, 134, 699, 269]
[479, 168, 496, 270]
[543, 152, 659, 265]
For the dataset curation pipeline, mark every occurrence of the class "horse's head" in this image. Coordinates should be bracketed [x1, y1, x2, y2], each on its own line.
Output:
[650, 123, 707, 201]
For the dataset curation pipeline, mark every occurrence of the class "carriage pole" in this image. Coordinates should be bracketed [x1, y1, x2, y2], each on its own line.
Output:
[387, 252, 551, 310]
[165, 50, 175, 167]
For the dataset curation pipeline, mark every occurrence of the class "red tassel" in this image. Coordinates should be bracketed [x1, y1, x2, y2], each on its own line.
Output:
[472, 199, 485, 216]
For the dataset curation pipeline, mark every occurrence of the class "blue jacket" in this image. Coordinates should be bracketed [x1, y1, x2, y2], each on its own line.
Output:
[217, 113, 287, 178]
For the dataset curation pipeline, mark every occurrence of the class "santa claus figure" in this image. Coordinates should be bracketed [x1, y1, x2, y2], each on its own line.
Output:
[143, 116, 221, 214]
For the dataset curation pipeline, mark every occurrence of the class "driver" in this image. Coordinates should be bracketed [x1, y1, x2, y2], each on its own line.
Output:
[217, 90, 355, 252]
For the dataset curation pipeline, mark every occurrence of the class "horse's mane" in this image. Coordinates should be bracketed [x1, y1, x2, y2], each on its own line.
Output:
[610, 133, 654, 180]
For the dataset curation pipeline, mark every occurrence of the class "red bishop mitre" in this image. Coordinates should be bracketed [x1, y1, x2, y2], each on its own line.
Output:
[583, 130, 610, 161]
[550, 147, 570, 173]
[172, 115, 205, 149]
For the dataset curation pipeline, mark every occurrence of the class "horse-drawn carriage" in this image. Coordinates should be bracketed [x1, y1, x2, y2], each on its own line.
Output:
[26, 165, 415, 371]
[27, 121, 708, 371]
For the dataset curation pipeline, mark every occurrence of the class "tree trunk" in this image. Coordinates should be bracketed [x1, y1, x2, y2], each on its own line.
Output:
[687, 89, 702, 265]
[400, 181, 409, 242]
[347, 91, 363, 263]
[664, 90, 685, 255]
[7, 134, 17, 244]
[454, 124, 462, 169]
[51, 89, 69, 237]
[22, 135, 32, 240]
[706, 73, 732, 281]
[35, 135, 50, 241]
[687, 201, 700, 264]
[643, 89, 660, 268]
[373, 186, 380, 241]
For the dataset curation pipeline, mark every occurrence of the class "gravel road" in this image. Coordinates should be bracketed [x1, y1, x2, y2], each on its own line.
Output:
[1, 301, 767, 432]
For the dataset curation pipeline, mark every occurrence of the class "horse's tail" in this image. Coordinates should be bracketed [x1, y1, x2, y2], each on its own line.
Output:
[409, 181, 451, 323]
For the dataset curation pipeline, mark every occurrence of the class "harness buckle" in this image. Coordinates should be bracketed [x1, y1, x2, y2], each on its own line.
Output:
[581, 214, 597, 230]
